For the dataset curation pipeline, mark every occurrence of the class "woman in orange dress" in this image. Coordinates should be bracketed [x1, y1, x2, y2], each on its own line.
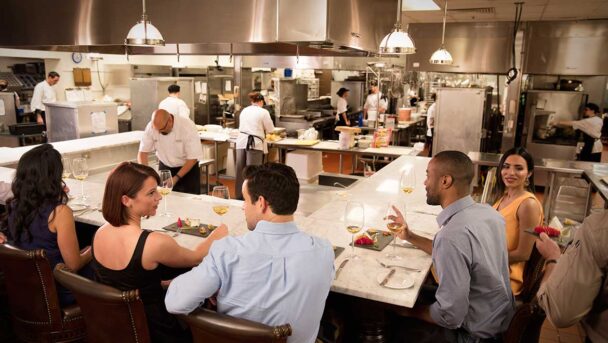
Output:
[491, 147, 543, 296]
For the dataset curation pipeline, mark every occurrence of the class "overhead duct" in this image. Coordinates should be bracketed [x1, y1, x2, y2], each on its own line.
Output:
[0, 0, 397, 56]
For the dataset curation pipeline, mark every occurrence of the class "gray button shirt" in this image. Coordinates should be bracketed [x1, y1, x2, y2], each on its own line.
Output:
[430, 196, 515, 338]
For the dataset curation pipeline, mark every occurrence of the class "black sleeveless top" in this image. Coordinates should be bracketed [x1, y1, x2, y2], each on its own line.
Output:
[91, 230, 191, 343]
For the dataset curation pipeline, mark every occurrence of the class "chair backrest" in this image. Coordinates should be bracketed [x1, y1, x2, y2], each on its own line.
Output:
[480, 167, 497, 204]
[180, 308, 292, 343]
[502, 299, 546, 343]
[0, 244, 64, 329]
[53, 263, 151, 343]
[518, 246, 545, 303]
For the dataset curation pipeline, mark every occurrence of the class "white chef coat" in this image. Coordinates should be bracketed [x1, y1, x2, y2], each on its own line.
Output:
[336, 97, 348, 121]
[158, 96, 191, 119]
[236, 105, 275, 153]
[139, 113, 203, 168]
[572, 116, 604, 154]
[426, 103, 436, 137]
[30, 80, 56, 112]
[364, 92, 386, 112]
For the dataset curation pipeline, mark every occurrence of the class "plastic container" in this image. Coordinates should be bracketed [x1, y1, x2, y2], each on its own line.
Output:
[285, 150, 323, 181]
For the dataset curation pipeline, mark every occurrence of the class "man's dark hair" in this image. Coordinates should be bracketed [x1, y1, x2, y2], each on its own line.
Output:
[48, 71, 60, 78]
[168, 84, 180, 93]
[585, 103, 600, 114]
[433, 151, 474, 190]
[243, 163, 299, 215]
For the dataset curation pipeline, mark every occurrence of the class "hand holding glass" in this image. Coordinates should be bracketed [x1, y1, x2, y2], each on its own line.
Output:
[385, 204, 406, 260]
[158, 170, 173, 218]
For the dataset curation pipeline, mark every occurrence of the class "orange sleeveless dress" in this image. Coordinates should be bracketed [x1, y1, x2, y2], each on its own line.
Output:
[493, 192, 543, 296]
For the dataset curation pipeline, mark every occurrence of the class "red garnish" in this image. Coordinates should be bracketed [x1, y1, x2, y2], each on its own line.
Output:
[177, 217, 183, 228]
[355, 236, 374, 245]
[534, 226, 560, 237]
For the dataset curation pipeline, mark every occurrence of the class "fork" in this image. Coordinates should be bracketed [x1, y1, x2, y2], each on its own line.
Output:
[375, 259, 421, 272]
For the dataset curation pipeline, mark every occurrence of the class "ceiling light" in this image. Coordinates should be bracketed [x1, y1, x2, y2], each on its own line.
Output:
[125, 0, 165, 46]
[379, 0, 416, 54]
[403, 0, 441, 11]
[430, 0, 453, 65]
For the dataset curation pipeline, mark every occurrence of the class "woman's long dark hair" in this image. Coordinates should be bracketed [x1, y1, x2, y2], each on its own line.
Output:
[2, 144, 68, 242]
[491, 146, 536, 204]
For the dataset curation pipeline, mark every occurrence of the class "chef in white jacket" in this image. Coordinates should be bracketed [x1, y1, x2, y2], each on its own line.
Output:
[31, 71, 60, 125]
[235, 92, 275, 199]
[555, 103, 604, 162]
[363, 81, 387, 123]
[158, 84, 191, 120]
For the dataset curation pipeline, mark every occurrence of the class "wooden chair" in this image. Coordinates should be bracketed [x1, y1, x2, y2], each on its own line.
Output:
[180, 308, 292, 343]
[53, 263, 151, 343]
[517, 246, 546, 304]
[0, 244, 86, 342]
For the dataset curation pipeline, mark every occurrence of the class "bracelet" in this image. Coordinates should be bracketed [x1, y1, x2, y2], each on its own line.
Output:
[175, 174, 182, 180]
[545, 259, 557, 266]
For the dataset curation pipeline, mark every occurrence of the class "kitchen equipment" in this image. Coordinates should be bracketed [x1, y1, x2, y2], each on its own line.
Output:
[558, 79, 582, 91]
[8, 123, 45, 135]
[45, 101, 118, 142]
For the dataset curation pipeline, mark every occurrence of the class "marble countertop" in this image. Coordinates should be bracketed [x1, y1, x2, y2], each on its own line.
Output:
[271, 139, 416, 157]
[0, 131, 144, 167]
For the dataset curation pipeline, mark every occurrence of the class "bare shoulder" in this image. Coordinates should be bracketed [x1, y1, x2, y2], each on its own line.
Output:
[519, 197, 541, 213]
[144, 231, 177, 250]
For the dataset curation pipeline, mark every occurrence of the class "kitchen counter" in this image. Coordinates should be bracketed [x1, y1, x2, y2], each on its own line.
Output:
[583, 165, 608, 208]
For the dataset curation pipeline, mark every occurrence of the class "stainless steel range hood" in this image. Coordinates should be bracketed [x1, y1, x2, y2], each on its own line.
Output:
[0, 0, 397, 56]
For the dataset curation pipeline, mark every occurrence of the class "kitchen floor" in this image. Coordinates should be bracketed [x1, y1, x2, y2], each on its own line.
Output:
[211, 147, 606, 342]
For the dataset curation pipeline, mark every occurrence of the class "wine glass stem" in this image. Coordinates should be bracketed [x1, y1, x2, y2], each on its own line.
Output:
[164, 197, 168, 214]
[393, 236, 397, 255]
[351, 233, 355, 256]
[80, 180, 84, 200]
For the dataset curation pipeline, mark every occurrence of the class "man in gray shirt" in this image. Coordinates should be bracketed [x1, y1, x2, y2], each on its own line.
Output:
[389, 151, 515, 341]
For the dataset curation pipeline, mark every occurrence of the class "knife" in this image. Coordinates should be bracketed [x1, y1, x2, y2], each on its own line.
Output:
[380, 268, 396, 286]
[335, 259, 350, 279]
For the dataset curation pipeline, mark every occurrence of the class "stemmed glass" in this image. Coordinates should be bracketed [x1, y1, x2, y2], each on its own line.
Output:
[62, 157, 71, 180]
[71, 158, 89, 204]
[385, 204, 405, 260]
[211, 186, 230, 227]
[344, 201, 364, 260]
[158, 170, 173, 217]
[399, 166, 416, 196]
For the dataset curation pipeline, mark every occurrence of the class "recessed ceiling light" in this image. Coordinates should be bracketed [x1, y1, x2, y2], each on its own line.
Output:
[403, 0, 441, 11]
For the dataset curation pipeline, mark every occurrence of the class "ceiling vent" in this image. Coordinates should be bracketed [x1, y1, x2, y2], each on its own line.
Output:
[449, 7, 495, 14]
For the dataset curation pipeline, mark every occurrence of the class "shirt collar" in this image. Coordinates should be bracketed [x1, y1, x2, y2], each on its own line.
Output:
[436, 195, 475, 227]
[254, 220, 299, 235]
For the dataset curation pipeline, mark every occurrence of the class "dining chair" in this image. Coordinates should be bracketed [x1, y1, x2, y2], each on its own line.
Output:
[53, 263, 151, 343]
[502, 298, 547, 343]
[517, 246, 546, 304]
[180, 308, 292, 343]
[0, 244, 86, 342]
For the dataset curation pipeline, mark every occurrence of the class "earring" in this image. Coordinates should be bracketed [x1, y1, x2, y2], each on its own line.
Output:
[524, 178, 530, 187]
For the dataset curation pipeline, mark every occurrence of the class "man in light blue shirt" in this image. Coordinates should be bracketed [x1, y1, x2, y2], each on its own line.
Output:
[165, 163, 335, 343]
[389, 151, 515, 342]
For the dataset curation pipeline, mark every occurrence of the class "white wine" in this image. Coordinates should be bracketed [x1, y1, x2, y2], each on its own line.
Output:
[213, 205, 229, 216]
[387, 222, 404, 234]
[62, 172, 71, 179]
[346, 225, 361, 234]
[158, 187, 171, 196]
[401, 187, 414, 194]
[74, 174, 88, 181]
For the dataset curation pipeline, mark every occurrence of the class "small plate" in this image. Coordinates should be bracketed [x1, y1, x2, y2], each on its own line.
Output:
[68, 203, 88, 212]
[376, 270, 414, 289]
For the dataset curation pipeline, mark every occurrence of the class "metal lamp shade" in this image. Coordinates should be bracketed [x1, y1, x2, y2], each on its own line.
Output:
[379, 28, 416, 54]
[125, 19, 165, 46]
[429, 47, 453, 65]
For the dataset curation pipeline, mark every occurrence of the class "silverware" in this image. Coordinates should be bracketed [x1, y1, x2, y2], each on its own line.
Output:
[335, 258, 350, 279]
[376, 259, 421, 272]
[380, 268, 396, 286]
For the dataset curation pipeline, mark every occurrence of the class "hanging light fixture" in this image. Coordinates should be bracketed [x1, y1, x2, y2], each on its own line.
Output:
[429, 0, 453, 65]
[379, 0, 416, 54]
[125, 0, 165, 46]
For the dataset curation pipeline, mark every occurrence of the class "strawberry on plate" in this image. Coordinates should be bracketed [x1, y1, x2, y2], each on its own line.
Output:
[534, 226, 561, 238]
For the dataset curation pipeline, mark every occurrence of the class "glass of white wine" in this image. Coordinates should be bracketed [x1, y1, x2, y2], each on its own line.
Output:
[400, 167, 416, 196]
[71, 158, 89, 204]
[158, 170, 173, 218]
[385, 204, 405, 260]
[345, 201, 364, 260]
[212, 186, 230, 226]
[62, 157, 71, 180]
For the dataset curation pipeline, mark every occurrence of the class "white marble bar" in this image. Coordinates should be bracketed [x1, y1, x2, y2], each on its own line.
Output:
[0, 131, 144, 168]
[271, 139, 416, 157]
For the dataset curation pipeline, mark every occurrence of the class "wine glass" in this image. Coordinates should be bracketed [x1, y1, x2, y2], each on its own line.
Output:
[385, 204, 405, 260]
[344, 201, 364, 260]
[62, 157, 71, 180]
[158, 170, 173, 218]
[212, 186, 230, 227]
[400, 166, 416, 196]
[71, 158, 89, 204]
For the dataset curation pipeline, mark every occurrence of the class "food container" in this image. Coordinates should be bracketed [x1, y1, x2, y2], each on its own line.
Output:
[358, 139, 372, 148]
[398, 107, 412, 121]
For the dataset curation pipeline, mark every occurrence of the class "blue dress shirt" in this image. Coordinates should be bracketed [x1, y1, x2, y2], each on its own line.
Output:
[430, 196, 515, 339]
[165, 220, 335, 343]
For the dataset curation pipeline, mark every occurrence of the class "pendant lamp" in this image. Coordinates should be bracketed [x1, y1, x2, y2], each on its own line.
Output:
[379, 0, 416, 54]
[429, 0, 453, 65]
[125, 0, 165, 46]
